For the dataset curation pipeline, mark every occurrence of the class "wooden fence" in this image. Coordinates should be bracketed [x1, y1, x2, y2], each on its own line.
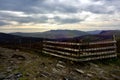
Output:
[42, 39, 117, 61]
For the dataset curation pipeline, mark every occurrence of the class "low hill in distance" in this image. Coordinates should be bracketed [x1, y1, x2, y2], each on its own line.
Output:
[87, 30, 102, 34]
[0, 33, 44, 44]
[60, 34, 114, 42]
[10, 30, 89, 39]
[100, 30, 120, 39]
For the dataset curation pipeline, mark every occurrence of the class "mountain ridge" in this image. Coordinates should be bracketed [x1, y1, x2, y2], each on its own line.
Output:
[10, 30, 89, 39]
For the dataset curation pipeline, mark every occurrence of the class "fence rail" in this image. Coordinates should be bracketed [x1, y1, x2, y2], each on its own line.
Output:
[43, 40, 116, 45]
[42, 39, 117, 61]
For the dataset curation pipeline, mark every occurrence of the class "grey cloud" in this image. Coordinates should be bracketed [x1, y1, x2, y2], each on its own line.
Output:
[0, 0, 78, 14]
[0, 21, 10, 26]
[0, 0, 42, 13]
[54, 17, 82, 24]
[0, 0, 119, 14]
[0, 0, 120, 26]
[85, 5, 114, 14]
[0, 11, 49, 24]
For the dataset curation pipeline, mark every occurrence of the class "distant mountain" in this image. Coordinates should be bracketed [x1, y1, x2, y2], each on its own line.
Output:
[10, 30, 89, 39]
[87, 30, 102, 34]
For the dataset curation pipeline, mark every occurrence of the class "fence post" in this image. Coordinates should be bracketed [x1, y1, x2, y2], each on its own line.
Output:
[42, 39, 45, 54]
[113, 35, 117, 57]
[78, 41, 80, 57]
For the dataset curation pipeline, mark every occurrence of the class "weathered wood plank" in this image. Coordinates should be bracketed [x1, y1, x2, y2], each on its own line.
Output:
[44, 44, 116, 52]
[43, 47, 116, 57]
[43, 44, 79, 52]
[42, 50, 117, 61]
[81, 46, 116, 51]
[43, 40, 116, 45]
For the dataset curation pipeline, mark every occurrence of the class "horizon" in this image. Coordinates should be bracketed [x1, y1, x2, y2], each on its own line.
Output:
[0, 0, 120, 33]
[0, 29, 119, 34]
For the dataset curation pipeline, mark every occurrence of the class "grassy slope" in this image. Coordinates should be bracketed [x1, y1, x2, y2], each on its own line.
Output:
[0, 47, 120, 80]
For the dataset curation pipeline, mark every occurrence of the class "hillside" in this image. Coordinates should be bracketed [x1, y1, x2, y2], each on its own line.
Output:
[0, 31, 120, 80]
[87, 30, 102, 34]
[10, 30, 89, 39]
[60, 34, 114, 43]
[0, 33, 43, 44]
[100, 30, 120, 39]
[0, 47, 120, 80]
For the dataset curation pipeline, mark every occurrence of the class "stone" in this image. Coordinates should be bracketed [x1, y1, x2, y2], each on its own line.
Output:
[6, 74, 14, 79]
[0, 53, 6, 59]
[52, 68, 59, 73]
[99, 76, 113, 80]
[40, 62, 45, 67]
[86, 73, 93, 78]
[7, 67, 13, 72]
[56, 63, 65, 68]
[111, 74, 120, 80]
[38, 71, 50, 78]
[11, 54, 26, 60]
[89, 63, 99, 68]
[15, 49, 19, 52]
[61, 76, 75, 80]
[5, 72, 22, 80]
[75, 68, 85, 74]
[0, 73, 6, 80]
[110, 70, 120, 75]
[15, 72, 23, 78]
[58, 61, 65, 64]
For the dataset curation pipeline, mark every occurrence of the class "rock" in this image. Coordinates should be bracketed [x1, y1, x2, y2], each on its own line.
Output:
[89, 63, 99, 68]
[110, 70, 120, 75]
[111, 74, 120, 80]
[7, 67, 13, 72]
[11, 54, 26, 60]
[41, 62, 45, 67]
[86, 73, 93, 78]
[110, 70, 120, 80]
[61, 77, 69, 80]
[52, 68, 59, 73]
[9, 60, 14, 64]
[0, 54, 6, 59]
[6, 73, 15, 79]
[0, 54, 3, 57]
[61, 76, 75, 80]
[48, 62, 52, 65]
[56, 60, 65, 69]
[14, 72, 23, 78]
[75, 68, 85, 74]
[38, 71, 50, 78]
[56, 63, 65, 68]
[24, 73, 30, 77]
[15, 49, 19, 52]
[5, 72, 22, 80]
[0, 73, 6, 80]
[58, 61, 65, 64]
[99, 76, 113, 80]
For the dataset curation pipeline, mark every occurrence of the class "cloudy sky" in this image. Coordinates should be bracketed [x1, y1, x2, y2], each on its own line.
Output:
[0, 0, 120, 32]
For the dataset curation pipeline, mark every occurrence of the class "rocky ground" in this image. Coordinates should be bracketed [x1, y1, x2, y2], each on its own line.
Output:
[0, 47, 120, 80]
